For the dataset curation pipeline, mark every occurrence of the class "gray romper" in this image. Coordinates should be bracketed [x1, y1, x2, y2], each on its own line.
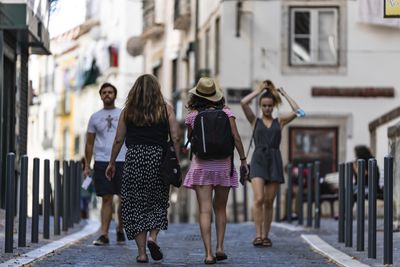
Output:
[249, 118, 284, 183]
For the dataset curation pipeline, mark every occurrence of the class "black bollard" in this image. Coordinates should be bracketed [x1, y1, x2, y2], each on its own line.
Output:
[18, 155, 28, 247]
[287, 164, 293, 223]
[62, 161, 69, 232]
[275, 185, 281, 222]
[314, 161, 320, 229]
[368, 159, 377, 259]
[54, 160, 61, 235]
[356, 159, 365, 251]
[43, 159, 50, 239]
[297, 164, 304, 225]
[5, 153, 15, 253]
[307, 163, 313, 227]
[345, 162, 353, 247]
[338, 163, 345, 243]
[243, 181, 248, 222]
[31, 158, 40, 243]
[75, 162, 81, 223]
[232, 188, 238, 223]
[69, 160, 75, 227]
[383, 156, 393, 265]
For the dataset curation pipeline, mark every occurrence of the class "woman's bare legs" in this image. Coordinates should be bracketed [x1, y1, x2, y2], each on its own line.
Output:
[262, 182, 279, 239]
[195, 185, 214, 261]
[148, 229, 159, 242]
[251, 178, 265, 239]
[135, 231, 147, 260]
[213, 186, 230, 255]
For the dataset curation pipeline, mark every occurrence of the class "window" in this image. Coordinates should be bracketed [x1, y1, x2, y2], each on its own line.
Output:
[290, 7, 338, 66]
[289, 127, 338, 177]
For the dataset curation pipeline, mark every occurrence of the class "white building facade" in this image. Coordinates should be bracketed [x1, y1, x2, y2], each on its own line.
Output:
[138, 0, 400, 222]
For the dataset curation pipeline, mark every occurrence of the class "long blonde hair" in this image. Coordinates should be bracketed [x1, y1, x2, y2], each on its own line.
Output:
[124, 74, 165, 126]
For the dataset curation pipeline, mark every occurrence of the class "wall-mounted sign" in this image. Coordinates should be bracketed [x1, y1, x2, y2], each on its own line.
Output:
[384, 0, 400, 18]
[226, 88, 252, 104]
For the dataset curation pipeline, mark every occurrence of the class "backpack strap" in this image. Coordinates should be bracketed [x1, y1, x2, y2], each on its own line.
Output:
[163, 104, 173, 146]
[246, 118, 258, 158]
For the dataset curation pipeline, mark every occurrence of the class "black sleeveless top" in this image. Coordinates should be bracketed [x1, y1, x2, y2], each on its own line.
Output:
[125, 119, 168, 148]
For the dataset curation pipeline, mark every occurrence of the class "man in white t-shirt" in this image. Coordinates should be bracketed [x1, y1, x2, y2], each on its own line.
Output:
[84, 82, 127, 246]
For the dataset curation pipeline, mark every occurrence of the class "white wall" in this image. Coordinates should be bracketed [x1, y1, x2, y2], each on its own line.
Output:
[214, 0, 400, 162]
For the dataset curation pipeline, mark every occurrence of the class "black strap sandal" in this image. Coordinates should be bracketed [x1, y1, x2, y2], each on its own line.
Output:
[204, 256, 216, 265]
[262, 238, 272, 247]
[147, 240, 163, 261]
[253, 237, 263, 247]
[136, 255, 149, 263]
[216, 252, 228, 261]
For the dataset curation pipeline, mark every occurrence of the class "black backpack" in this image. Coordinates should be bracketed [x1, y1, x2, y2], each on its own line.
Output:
[190, 108, 234, 160]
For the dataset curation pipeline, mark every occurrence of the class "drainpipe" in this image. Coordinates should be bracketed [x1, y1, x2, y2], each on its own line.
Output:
[194, 0, 199, 82]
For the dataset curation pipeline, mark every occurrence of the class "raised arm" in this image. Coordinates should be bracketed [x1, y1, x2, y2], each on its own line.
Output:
[84, 132, 95, 177]
[106, 110, 127, 179]
[277, 87, 301, 128]
[166, 103, 181, 158]
[240, 82, 265, 124]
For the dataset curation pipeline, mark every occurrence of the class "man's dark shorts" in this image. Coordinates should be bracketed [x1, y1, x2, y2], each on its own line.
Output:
[93, 161, 124, 196]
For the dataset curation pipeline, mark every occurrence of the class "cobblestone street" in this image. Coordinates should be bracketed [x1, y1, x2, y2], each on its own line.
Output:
[31, 223, 335, 267]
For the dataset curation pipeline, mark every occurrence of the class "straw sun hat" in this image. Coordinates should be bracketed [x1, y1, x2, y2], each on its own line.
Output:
[189, 77, 223, 102]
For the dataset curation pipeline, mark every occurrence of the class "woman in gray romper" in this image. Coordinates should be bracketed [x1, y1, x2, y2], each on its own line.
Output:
[241, 80, 302, 247]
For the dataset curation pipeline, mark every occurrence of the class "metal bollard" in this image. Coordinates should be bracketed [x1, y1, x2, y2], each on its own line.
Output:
[18, 155, 28, 247]
[69, 160, 75, 227]
[368, 159, 377, 259]
[243, 181, 248, 222]
[338, 163, 345, 243]
[297, 164, 304, 225]
[314, 161, 320, 229]
[5, 153, 15, 253]
[62, 161, 69, 232]
[356, 159, 365, 251]
[54, 160, 61, 235]
[31, 158, 40, 243]
[287, 164, 293, 223]
[307, 163, 313, 227]
[345, 162, 353, 247]
[75, 162, 82, 223]
[383, 156, 393, 265]
[232, 188, 238, 223]
[275, 185, 281, 222]
[43, 159, 50, 239]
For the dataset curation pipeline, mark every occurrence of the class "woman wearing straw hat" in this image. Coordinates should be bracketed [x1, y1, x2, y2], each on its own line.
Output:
[184, 77, 248, 264]
[240, 80, 303, 247]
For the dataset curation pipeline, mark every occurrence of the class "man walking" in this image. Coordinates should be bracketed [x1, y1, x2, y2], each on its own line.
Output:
[84, 82, 126, 245]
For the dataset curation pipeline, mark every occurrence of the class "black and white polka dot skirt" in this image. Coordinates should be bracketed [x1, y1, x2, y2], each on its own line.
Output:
[121, 144, 169, 239]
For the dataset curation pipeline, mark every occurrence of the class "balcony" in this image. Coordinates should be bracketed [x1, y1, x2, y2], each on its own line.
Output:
[142, 0, 164, 39]
[174, 0, 191, 31]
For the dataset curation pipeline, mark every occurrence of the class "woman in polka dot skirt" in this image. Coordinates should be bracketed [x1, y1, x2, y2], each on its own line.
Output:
[184, 77, 249, 264]
[106, 74, 180, 263]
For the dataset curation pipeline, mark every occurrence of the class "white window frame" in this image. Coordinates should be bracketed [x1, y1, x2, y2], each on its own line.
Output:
[290, 7, 339, 66]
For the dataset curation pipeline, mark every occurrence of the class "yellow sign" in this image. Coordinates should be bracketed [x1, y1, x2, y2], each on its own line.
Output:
[385, 0, 400, 17]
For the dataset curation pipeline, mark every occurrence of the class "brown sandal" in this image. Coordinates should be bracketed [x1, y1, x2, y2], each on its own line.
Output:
[262, 238, 272, 247]
[253, 237, 263, 247]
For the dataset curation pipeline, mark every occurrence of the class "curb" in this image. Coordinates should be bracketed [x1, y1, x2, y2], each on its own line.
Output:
[0, 219, 100, 267]
[301, 234, 369, 267]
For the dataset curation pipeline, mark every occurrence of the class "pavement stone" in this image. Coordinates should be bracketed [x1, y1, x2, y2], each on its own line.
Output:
[0, 209, 87, 264]
[306, 218, 400, 267]
[31, 223, 336, 267]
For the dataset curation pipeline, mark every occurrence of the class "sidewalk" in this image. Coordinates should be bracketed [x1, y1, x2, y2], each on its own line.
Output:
[0, 209, 93, 265]
[293, 218, 400, 267]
